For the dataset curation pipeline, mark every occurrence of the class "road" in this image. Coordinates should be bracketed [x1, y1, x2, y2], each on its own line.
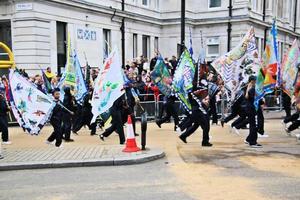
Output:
[0, 118, 300, 200]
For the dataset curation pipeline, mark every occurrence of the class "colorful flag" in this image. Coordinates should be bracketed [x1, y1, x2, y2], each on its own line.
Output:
[150, 57, 173, 96]
[91, 47, 125, 123]
[41, 70, 52, 93]
[281, 39, 300, 97]
[211, 27, 260, 100]
[172, 49, 195, 112]
[9, 69, 55, 135]
[59, 50, 88, 104]
[188, 27, 194, 60]
[271, 20, 281, 87]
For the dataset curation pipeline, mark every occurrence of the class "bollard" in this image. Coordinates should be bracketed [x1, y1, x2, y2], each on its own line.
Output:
[141, 112, 147, 150]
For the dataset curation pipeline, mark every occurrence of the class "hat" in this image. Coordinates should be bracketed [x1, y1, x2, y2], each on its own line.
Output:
[51, 87, 60, 94]
[248, 75, 257, 82]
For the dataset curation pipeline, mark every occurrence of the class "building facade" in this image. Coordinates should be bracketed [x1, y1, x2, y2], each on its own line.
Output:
[0, 0, 300, 75]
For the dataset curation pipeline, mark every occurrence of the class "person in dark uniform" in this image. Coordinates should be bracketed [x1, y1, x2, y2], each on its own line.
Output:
[99, 95, 126, 144]
[179, 64, 212, 147]
[72, 91, 97, 135]
[155, 93, 179, 131]
[244, 76, 262, 148]
[0, 87, 11, 145]
[47, 88, 66, 147]
[62, 87, 75, 142]
[208, 76, 219, 125]
[281, 81, 292, 119]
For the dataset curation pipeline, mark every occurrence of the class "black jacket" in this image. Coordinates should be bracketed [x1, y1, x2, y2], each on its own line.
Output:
[0, 97, 9, 116]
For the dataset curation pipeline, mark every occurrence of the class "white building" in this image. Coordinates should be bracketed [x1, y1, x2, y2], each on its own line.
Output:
[0, 0, 300, 75]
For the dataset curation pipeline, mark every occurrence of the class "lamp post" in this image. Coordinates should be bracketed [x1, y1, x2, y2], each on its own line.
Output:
[180, 0, 186, 54]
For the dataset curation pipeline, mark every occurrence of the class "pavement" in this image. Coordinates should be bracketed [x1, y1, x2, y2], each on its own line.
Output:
[0, 125, 165, 171]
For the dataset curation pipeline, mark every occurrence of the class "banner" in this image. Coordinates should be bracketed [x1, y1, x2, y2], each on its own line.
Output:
[9, 70, 55, 135]
[91, 47, 125, 123]
[172, 49, 195, 112]
[281, 39, 299, 97]
[59, 50, 88, 104]
[211, 27, 260, 100]
[150, 57, 173, 96]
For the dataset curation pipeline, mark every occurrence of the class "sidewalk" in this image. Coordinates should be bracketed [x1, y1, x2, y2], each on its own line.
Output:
[0, 126, 164, 171]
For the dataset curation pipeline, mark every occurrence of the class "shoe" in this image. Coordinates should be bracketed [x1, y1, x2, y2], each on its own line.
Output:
[179, 135, 187, 143]
[90, 133, 97, 136]
[2, 141, 12, 145]
[120, 142, 125, 145]
[232, 127, 240, 135]
[202, 142, 213, 147]
[134, 133, 139, 137]
[250, 143, 263, 148]
[56, 144, 64, 148]
[244, 140, 249, 145]
[221, 120, 224, 127]
[45, 140, 53, 145]
[64, 139, 74, 142]
[72, 131, 78, 135]
[258, 133, 269, 138]
[99, 134, 105, 141]
[285, 128, 292, 136]
[156, 121, 161, 128]
[0, 155, 3, 159]
[176, 127, 184, 135]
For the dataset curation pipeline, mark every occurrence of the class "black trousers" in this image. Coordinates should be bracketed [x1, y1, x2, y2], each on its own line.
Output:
[0, 116, 8, 142]
[178, 114, 192, 131]
[283, 101, 291, 118]
[209, 98, 218, 124]
[231, 111, 247, 128]
[284, 113, 299, 123]
[48, 119, 63, 147]
[288, 120, 300, 131]
[102, 110, 125, 144]
[157, 101, 179, 127]
[245, 107, 258, 145]
[224, 104, 240, 123]
[62, 113, 72, 140]
[180, 108, 210, 144]
[257, 107, 264, 134]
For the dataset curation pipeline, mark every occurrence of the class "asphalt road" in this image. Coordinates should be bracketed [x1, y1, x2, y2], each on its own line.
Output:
[0, 119, 300, 200]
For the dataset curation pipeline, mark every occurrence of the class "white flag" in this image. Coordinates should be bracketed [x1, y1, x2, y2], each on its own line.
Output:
[91, 47, 125, 123]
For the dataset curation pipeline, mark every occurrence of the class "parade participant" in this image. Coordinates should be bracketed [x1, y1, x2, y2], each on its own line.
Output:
[244, 75, 262, 148]
[62, 87, 76, 142]
[155, 93, 179, 131]
[208, 75, 219, 125]
[72, 90, 97, 135]
[179, 64, 212, 147]
[281, 81, 292, 119]
[46, 88, 65, 147]
[45, 67, 55, 82]
[257, 99, 268, 137]
[99, 95, 126, 144]
[0, 85, 11, 145]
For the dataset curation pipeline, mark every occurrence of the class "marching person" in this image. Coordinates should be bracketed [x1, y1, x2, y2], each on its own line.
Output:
[99, 95, 126, 144]
[280, 81, 292, 119]
[244, 76, 262, 148]
[179, 64, 212, 147]
[62, 87, 76, 142]
[46, 88, 65, 147]
[208, 75, 219, 125]
[155, 93, 179, 131]
[0, 85, 11, 145]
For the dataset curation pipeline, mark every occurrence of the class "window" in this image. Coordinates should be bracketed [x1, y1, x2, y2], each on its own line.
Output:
[154, 37, 159, 52]
[133, 33, 137, 58]
[209, 0, 221, 8]
[207, 37, 219, 56]
[103, 29, 111, 59]
[142, 35, 150, 59]
[142, 0, 148, 6]
[252, 0, 257, 11]
[277, 0, 284, 18]
[154, 0, 159, 10]
[56, 21, 67, 74]
[289, 0, 294, 23]
[207, 44, 219, 55]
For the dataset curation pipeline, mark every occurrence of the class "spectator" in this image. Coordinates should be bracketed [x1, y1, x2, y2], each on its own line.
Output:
[169, 55, 178, 76]
[45, 67, 55, 82]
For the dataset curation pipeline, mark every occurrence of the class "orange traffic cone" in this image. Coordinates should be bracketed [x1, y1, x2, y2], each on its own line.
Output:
[123, 115, 141, 152]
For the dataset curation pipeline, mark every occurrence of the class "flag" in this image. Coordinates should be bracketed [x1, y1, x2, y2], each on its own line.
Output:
[211, 27, 260, 100]
[9, 69, 55, 135]
[172, 49, 195, 112]
[91, 47, 125, 123]
[150, 56, 173, 96]
[41, 70, 52, 93]
[281, 39, 300, 97]
[271, 20, 281, 87]
[59, 50, 88, 104]
[188, 27, 194, 60]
